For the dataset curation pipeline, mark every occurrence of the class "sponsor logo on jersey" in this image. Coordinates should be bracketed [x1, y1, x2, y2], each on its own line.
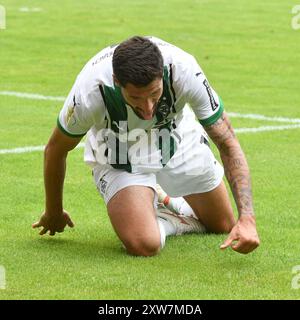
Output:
[92, 51, 114, 65]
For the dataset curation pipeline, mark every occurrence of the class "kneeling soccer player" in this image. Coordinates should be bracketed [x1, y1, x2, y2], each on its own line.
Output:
[33, 36, 260, 256]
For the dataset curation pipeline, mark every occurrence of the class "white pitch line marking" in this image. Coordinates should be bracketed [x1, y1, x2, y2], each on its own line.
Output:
[228, 112, 300, 124]
[235, 124, 300, 133]
[0, 145, 45, 154]
[1, 91, 300, 123]
[19, 7, 43, 13]
[0, 143, 85, 155]
[1, 124, 300, 155]
[0, 90, 300, 155]
[0, 91, 65, 101]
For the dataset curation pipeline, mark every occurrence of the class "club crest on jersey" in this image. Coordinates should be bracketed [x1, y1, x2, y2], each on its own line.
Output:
[157, 97, 171, 119]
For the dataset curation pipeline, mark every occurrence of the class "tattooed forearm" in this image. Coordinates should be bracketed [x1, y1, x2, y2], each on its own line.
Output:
[205, 114, 235, 154]
[205, 112, 254, 216]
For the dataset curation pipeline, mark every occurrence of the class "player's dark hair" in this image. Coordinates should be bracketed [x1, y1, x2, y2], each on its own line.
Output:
[112, 36, 164, 87]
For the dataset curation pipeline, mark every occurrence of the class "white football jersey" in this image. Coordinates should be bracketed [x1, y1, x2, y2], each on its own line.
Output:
[57, 36, 224, 171]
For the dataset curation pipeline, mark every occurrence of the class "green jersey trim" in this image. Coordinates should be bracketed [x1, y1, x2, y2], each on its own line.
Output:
[198, 97, 224, 127]
[101, 84, 132, 172]
[99, 65, 177, 172]
[57, 117, 86, 138]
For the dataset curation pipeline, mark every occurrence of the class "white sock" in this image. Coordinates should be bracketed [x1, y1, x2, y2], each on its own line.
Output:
[165, 196, 198, 219]
[157, 219, 166, 248]
[179, 200, 198, 219]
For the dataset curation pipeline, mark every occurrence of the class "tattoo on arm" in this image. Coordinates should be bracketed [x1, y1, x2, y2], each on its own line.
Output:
[205, 113, 254, 216]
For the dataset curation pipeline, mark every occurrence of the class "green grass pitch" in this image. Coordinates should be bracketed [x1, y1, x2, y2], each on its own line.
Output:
[0, 0, 300, 299]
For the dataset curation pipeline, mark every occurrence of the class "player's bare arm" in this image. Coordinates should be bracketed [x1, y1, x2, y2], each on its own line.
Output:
[204, 112, 260, 254]
[32, 127, 82, 236]
[204, 112, 252, 216]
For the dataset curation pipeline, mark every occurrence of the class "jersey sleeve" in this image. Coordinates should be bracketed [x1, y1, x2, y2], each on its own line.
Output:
[179, 56, 224, 127]
[57, 80, 94, 137]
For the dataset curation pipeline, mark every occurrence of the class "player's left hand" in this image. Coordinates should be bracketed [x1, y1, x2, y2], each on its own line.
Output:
[220, 215, 260, 254]
[32, 210, 74, 236]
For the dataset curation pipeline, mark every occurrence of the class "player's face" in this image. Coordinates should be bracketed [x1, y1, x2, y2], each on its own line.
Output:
[120, 78, 163, 120]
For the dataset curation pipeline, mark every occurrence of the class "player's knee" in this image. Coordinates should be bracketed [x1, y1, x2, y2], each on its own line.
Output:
[124, 236, 161, 257]
[213, 219, 235, 234]
[220, 222, 234, 234]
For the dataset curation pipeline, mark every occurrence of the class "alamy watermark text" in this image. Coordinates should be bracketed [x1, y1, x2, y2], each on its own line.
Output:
[0, 265, 5, 289]
[292, 5, 300, 30]
[0, 5, 6, 29]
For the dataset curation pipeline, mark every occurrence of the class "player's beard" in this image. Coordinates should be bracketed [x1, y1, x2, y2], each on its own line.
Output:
[130, 102, 158, 120]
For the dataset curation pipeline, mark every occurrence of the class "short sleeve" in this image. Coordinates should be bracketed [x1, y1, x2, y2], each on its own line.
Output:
[57, 81, 94, 137]
[180, 56, 224, 126]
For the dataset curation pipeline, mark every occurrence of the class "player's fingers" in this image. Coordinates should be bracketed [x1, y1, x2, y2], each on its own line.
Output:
[231, 242, 252, 254]
[49, 230, 56, 236]
[220, 235, 238, 250]
[32, 221, 42, 228]
[39, 228, 48, 235]
[232, 239, 259, 254]
[66, 218, 74, 228]
[220, 238, 233, 250]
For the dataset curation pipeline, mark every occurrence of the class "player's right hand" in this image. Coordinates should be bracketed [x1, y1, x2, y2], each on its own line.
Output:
[32, 210, 74, 236]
